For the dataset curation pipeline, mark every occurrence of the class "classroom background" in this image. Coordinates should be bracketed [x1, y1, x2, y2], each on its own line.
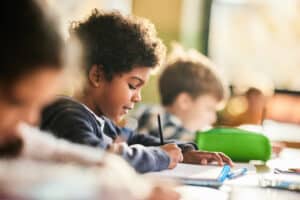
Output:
[48, 0, 300, 147]
[3, 0, 298, 199]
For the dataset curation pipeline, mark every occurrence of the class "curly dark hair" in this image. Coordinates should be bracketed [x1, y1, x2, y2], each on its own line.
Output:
[0, 1, 64, 87]
[69, 9, 166, 80]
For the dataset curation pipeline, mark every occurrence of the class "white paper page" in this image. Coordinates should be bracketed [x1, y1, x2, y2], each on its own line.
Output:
[147, 163, 255, 181]
[148, 164, 225, 181]
[176, 185, 228, 200]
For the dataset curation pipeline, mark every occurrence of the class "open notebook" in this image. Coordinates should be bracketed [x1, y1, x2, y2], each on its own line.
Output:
[147, 163, 230, 187]
[147, 163, 254, 187]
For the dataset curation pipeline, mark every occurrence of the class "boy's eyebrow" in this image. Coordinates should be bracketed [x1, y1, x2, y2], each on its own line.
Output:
[130, 76, 144, 84]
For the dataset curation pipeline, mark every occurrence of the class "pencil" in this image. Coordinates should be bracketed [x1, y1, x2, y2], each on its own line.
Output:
[157, 114, 164, 145]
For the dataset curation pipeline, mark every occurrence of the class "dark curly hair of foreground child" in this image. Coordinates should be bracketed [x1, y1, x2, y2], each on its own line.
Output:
[70, 9, 166, 80]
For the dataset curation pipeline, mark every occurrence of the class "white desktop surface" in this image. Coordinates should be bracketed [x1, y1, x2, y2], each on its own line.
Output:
[148, 148, 300, 200]
[176, 185, 228, 200]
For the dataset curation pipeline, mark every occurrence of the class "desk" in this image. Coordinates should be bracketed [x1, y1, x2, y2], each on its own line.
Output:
[177, 185, 300, 200]
[170, 148, 300, 200]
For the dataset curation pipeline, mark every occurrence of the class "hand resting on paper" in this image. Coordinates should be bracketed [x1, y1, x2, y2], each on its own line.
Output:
[183, 150, 234, 167]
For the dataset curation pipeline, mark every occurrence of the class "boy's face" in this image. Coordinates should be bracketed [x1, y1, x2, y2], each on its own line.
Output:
[0, 68, 61, 135]
[185, 94, 219, 131]
[95, 66, 152, 123]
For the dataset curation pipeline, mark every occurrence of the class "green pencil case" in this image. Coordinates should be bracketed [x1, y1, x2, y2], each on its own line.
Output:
[196, 127, 271, 162]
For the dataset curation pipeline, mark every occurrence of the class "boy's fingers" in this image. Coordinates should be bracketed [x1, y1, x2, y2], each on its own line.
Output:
[167, 143, 179, 147]
[174, 152, 182, 164]
[178, 152, 184, 162]
[210, 153, 224, 166]
[200, 158, 208, 165]
[219, 153, 234, 167]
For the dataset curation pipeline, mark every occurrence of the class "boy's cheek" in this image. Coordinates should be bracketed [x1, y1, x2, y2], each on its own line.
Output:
[204, 114, 216, 126]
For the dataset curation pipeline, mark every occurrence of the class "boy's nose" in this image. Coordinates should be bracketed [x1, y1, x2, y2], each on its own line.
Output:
[132, 91, 142, 103]
[23, 108, 40, 126]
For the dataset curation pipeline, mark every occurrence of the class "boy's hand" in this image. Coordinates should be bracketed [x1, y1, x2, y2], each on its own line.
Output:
[107, 142, 125, 154]
[183, 150, 234, 167]
[107, 136, 126, 154]
[160, 143, 183, 169]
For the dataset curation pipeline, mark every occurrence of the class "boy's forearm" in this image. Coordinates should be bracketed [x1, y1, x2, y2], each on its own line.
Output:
[121, 144, 170, 173]
[128, 133, 197, 153]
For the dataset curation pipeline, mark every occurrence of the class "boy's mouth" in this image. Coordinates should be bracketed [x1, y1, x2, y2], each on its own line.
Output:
[122, 106, 133, 113]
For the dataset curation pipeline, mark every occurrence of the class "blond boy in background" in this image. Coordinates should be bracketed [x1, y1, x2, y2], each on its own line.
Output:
[135, 44, 227, 142]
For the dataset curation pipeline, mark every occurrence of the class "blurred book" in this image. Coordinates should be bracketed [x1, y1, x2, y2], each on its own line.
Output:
[259, 173, 300, 191]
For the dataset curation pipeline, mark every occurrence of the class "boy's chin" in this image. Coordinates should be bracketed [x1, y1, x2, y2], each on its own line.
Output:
[112, 114, 125, 124]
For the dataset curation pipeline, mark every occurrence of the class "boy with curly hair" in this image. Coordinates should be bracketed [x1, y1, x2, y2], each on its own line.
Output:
[41, 10, 232, 173]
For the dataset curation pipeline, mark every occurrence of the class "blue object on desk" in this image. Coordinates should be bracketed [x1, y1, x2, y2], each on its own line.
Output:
[217, 165, 248, 181]
[181, 179, 223, 188]
[218, 165, 231, 182]
[227, 167, 248, 179]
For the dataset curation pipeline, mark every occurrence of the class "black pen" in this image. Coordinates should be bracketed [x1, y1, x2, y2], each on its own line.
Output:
[157, 114, 164, 145]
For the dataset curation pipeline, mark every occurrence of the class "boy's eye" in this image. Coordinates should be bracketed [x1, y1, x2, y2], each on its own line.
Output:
[4, 95, 25, 107]
[128, 84, 137, 90]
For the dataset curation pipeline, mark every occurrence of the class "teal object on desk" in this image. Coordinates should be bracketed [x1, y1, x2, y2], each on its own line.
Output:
[196, 127, 271, 162]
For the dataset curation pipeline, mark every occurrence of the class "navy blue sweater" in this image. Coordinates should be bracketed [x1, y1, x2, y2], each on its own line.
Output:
[40, 97, 196, 173]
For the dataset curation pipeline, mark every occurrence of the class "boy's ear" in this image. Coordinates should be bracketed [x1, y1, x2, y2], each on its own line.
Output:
[176, 92, 193, 110]
[88, 64, 105, 87]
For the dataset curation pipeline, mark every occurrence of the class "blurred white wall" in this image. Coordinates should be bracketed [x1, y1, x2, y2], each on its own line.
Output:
[209, 0, 300, 92]
[47, 0, 132, 39]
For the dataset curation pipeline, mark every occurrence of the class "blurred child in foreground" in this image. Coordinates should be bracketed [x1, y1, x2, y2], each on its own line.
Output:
[0, 1, 179, 199]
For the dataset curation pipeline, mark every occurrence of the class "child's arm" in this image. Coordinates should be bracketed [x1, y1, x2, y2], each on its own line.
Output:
[124, 127, 233, 166]
[21, 122, 174, 173]
[41, 106, 115, 149]
[124, 127, 197, 152]
[19, 123, 105, 165]
[41, 109, 172, 173]
[11, 125, 181, 200]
